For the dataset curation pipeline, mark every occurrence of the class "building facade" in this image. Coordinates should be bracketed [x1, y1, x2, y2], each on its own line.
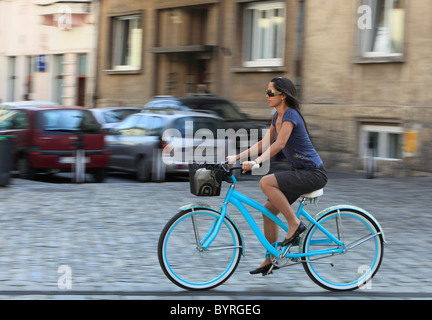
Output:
[96, 0, 432, 176]
[301, 0, 432, 176]
[95, 0, 302, 117]
[0, 0, 98, 107]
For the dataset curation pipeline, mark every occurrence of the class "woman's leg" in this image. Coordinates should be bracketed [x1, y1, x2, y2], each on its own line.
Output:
[252, 175, 301, 270]
[260, 174, 301, 240]
[256, 201, 279, 268]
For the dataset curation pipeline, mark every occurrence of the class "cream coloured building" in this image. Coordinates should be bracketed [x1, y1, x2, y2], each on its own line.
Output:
[0, 0, 99, 107]
[2, 0, 430, 176]
[94, 0, 432, 176]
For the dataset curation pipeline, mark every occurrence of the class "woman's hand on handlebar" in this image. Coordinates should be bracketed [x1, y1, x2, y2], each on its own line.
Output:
[226, 155, 238, 165]
[225, 155, 260, 173]
[241, 161, 259, 174]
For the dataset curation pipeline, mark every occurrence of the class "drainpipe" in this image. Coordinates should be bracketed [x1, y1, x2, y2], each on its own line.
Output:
[295, 0, 306, 97]
[92, 0, 102, 108]
[216, 0, 225, 97]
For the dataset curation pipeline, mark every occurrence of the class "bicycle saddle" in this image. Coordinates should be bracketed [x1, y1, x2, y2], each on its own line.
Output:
[301, 188, 323, 199]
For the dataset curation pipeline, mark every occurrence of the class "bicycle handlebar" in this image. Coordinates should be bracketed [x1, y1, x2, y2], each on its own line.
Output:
[222, 162, 260, 174]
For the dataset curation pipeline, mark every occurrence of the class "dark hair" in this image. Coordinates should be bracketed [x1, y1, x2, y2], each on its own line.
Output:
[271, 77, 309, 135]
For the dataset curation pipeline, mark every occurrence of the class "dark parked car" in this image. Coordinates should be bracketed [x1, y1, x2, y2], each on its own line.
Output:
[90, 107, 140, 131]
[143, 95, 269, 150]
[105, 111, 230, 181]
[0, 104, 109, 182]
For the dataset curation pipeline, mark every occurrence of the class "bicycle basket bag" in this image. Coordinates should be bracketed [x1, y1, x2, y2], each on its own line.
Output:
[189, 163, 224, 196]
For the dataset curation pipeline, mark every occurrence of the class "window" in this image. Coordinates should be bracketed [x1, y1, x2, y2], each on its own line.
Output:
[360, 125, 402, 160]
[41, 110, 100, 133]
[113, 114, 166, 136]
[76, 54, 88, 106]
[243, 1, 286, 67]
[172, 117, 218, 137]
[180, 99, 245, 120]
[111, 14, 143, 71]
[137, 115, 165, 136]
[103, 109, 139, 124]
[358, 0, 404, 58]
[0, 111, 29, 130]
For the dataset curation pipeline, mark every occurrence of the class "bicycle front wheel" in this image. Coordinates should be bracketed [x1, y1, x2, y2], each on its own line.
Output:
[158, 208, 243, 290]
[302, 209, 384, 291]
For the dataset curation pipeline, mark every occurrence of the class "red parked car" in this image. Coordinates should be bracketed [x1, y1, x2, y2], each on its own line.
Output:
[0, 104, 109, 182]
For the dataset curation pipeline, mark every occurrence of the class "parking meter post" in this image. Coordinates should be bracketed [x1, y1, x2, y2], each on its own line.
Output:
[365, 135, 375, 179]
[152, 137, 166, 182]
[152, 149, 166, 182]
[0, 136, 12, 186]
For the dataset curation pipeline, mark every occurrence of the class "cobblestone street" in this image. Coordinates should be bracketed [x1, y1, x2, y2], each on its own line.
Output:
[0, 172, 431, 300]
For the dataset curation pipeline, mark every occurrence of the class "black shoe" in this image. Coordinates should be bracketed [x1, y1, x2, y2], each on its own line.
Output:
[249, 264, 279, 276]
[281, 221, 306, 247]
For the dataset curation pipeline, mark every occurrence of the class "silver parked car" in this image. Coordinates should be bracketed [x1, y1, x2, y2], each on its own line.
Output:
[105, 111, 230, 181]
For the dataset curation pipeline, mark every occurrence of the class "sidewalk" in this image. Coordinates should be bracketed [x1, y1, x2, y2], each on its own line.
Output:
[0, 173, 431, 299]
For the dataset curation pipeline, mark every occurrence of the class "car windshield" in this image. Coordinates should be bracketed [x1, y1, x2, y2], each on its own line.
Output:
[180, 99, 245, 120]
[145, 100, 185, 110]
[113, 114, 167, 136]
[103, 109, 138, 123]
[0, 105, 10, 116]
[41, 110, 101, 132]
[171, 116, 220, 137]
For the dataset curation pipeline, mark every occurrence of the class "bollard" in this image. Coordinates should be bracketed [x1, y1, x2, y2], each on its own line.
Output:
[152, 149, 166, 182]
[74, 149, 86, 183]
[71, 133, 86, 183]
[0, 136, 12, 186]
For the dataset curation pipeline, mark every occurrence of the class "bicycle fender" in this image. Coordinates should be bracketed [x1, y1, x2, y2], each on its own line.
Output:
[298, 205, 387, 253]
[179, 203, 246, 256]
[179, 203, 222, 212]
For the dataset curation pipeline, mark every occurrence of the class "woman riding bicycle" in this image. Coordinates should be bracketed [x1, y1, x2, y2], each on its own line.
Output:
[227, 77, 328, 275]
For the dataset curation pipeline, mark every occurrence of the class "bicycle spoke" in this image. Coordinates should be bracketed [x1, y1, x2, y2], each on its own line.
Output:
[344, 232, 383, 252]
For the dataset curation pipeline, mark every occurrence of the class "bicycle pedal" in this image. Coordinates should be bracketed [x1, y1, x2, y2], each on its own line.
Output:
[262, 267, 274, 276]
[277, 237, 300, 250]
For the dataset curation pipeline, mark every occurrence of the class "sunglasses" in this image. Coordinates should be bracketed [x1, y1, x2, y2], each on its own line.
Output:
[266, 89, 282, 97]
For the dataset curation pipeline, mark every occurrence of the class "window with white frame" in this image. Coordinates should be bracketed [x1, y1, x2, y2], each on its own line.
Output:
[360, 125, 403, 160]
[111, 14, 142, 71]
[243, 1, 286, 67]
[358, 0, 404, 58]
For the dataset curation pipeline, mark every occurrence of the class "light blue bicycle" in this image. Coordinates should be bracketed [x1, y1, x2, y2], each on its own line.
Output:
[158, 163, 385, 291]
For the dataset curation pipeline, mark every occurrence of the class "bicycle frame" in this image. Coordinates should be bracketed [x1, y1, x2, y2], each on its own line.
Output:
[199, 173, 344, 260]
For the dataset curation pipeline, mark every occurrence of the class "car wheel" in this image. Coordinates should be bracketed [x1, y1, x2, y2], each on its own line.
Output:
[92, 167, 107, 183]
[17, 155, 35, 180]
[136, 157, 151, 182]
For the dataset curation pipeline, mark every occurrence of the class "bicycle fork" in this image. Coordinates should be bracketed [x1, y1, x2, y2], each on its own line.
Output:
[191, 207, 204, 251]
[191, 204, 234, 252]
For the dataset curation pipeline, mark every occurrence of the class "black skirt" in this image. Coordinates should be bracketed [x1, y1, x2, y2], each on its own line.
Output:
[273, 166, 328, 204]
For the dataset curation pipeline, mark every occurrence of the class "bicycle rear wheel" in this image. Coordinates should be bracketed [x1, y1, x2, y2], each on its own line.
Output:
[302, 209, 384, 291]
[158, 208, 243, 290]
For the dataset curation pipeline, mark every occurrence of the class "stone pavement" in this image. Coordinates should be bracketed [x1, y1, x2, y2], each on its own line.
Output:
[0, 172, 431, 299]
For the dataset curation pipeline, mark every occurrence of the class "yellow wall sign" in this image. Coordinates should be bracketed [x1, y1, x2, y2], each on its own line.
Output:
[404, 132, 418, 155]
